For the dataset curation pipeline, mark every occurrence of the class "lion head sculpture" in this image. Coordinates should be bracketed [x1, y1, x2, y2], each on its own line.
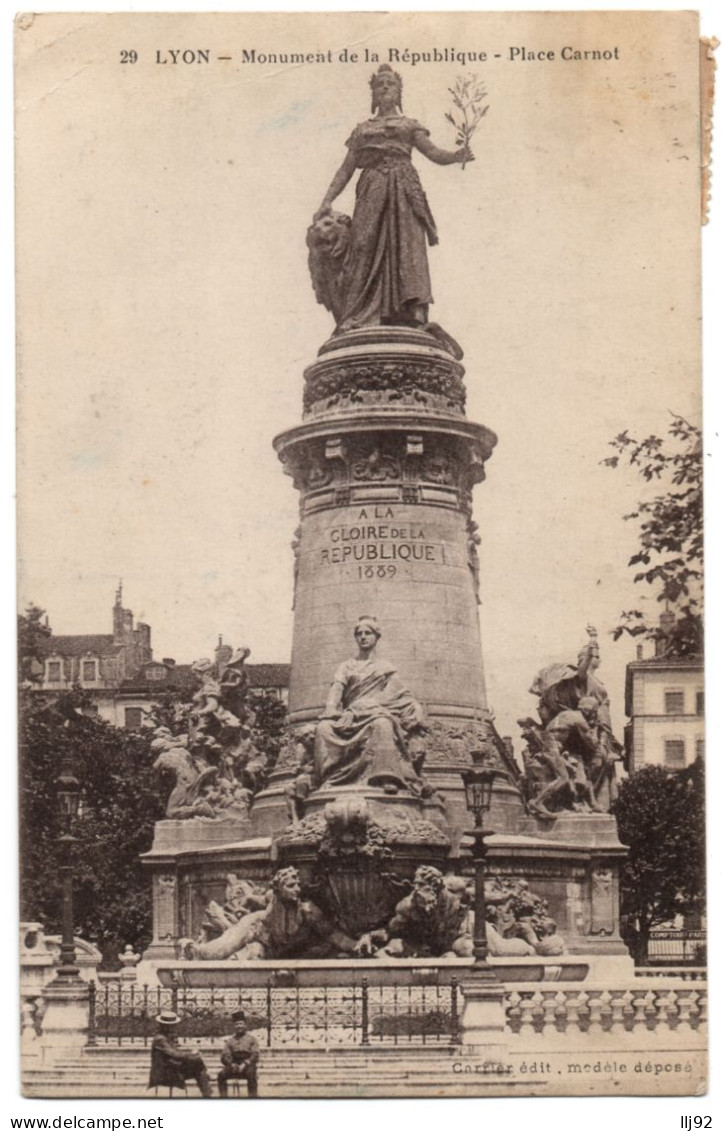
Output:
[306, 210, 352, 322]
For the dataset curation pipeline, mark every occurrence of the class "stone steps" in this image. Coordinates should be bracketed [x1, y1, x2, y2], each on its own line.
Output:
[23, 1084, 519, 1099]
[44, 1047, 452, 1066]
[28, 1063, 447, 1079]
[23, 1044, 483, 1097]
[24, 1075, 525, 1099]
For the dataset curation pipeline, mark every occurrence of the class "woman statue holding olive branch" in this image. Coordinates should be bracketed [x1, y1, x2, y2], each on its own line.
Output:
[311, 66, 473, 333]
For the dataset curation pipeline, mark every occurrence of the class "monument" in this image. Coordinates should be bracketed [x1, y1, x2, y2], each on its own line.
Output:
[142, 65, 629, 970]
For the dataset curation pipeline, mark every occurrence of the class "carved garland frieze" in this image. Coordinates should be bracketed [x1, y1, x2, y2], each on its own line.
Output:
[351, 450, 400, 482]
[281, 432, 484, 502]
[303, 359, 466, 416]
[423, 719, 520, 785]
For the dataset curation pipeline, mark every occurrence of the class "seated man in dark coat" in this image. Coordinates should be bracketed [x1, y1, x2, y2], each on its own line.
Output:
[148, 1010, 212, 1097]
[217, 1010, 259, 1098]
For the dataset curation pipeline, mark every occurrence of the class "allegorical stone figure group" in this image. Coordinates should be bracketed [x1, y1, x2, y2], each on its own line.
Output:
[184, 863, 564, 963]
[152, 615, 437, 828]
[519, 626, 624, 818]
[152, 614, 622, 836]
[151, 645, 268, 822]
[284, 614, 438, 821]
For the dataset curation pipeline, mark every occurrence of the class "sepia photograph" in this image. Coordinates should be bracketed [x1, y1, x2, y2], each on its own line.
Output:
[12, 6, 713, 1109]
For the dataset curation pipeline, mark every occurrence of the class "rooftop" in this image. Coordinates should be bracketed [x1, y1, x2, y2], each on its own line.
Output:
[246, 663, 290, 688]
[39, 635, 121, 656]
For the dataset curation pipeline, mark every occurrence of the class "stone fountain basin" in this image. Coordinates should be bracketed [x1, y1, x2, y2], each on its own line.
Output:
[156, 957, 589, 987]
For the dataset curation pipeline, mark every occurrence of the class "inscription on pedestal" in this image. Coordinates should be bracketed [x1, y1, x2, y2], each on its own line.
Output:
[290, 501, 485, 716]
[319, 506, 458, 578]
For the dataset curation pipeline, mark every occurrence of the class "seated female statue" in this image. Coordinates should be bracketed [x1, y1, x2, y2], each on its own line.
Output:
[314, 616, 425, 793]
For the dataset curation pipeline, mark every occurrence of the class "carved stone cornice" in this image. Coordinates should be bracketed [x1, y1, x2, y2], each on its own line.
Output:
[274, 415, 497, 515]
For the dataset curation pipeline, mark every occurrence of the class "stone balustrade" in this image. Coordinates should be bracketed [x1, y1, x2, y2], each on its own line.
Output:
[505, 982, 706, 1036]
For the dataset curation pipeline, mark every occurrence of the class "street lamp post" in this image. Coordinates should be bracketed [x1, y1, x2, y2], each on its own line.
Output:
[38, 740, 90, 1054]
[56, 750, 81, 980]
[461, 749, 497, 969]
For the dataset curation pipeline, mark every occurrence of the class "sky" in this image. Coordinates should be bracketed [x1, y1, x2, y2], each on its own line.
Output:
[14, 9, 703, 741]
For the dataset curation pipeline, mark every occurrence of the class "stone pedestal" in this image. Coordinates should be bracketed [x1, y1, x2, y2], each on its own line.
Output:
[275, 328, 495, 725]
[300, 781, 446, 826]
[251, 325, 497, 836]
[20, 923, 56, 1005]
[514, 813, 630, 956]
[458, 974, 509, 1061]
[40, 977, 90, 1057]
[458, 817, 630, 960]
[21, 1003, 42, 1062]
[141, 834, 273, 960]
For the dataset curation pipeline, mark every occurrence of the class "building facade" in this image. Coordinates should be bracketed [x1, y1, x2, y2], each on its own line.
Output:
[624, 646, 704, 772]
[37, 586, 153, 699]
[35, 596, 289, 728]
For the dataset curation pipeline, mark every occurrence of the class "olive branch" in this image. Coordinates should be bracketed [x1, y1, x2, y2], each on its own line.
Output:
[445, 74, 489, 171]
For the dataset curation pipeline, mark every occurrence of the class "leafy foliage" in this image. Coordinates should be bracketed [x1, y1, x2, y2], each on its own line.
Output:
[612, 760, 705, 963]
[445, 74, 488, 170]
[18, 605, 289, 965]
[247, 690, 288, 780]
[19, 648, 289, 971]
[17, 603, 52, 684]
[602, 414, 703, 656]
[146, 687, 196, 735]
[19, 688, 163, 967]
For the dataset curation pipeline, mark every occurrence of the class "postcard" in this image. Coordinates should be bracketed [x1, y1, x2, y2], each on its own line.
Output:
[15, 10, 708, 1099]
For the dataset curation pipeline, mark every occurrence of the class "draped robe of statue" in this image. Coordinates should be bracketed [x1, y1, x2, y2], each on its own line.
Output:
[338, 116, 437, 331]
[314, 656, 424, 790]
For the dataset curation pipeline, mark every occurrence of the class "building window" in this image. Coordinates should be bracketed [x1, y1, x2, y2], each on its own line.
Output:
[146, 667, 167, 681]
[696, 691, 704, 716]
[664, 690, 685, 714]
[664, 739, 686, 769]
[696, 738, 705, 760]
[46, 660, 62, 683]
[124, 708, 143, 730]
[82, 659, 97, 682]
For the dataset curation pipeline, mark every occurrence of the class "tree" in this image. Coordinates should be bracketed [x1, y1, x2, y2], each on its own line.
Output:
[20, 687, 288, 968]
[19, 688, 164, 966]
[18, 603, 52, 684]
[612, 760, 705, 964]
[602, 413, 702, 656]
[18, 607, 289, 964]
[247, 690, 288, 779]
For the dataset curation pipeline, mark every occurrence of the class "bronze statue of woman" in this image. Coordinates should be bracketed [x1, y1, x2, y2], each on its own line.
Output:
[312, 66, 472, 333]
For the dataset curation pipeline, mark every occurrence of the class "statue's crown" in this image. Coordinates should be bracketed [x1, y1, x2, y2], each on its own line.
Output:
[369, 63, 402, 91]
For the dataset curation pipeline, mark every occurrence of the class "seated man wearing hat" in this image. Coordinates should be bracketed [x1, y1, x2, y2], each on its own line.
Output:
[149, 1010, 213, 1097]
[217, 1011, 259, 1098]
